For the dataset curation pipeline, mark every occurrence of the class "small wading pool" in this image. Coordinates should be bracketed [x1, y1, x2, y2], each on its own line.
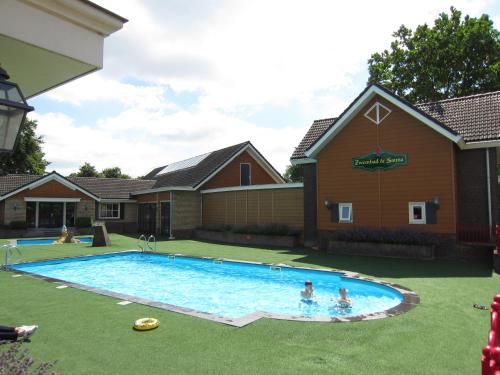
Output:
[9, 251, 418, 326]
[15, 237, 93, 246]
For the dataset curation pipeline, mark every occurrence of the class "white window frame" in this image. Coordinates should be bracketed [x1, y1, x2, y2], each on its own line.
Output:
[339, 203, 353, 223]
[364, 102, 392, 125]
[240, 163, 251, 186]
[99, 202, 120, 219]
[409, 202, 426, 224]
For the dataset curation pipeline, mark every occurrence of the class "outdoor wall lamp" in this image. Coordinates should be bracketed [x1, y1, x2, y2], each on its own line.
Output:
[0, 66, 34, 153]
[433, 196, 440, 208]
[324, 199, 333, 209]
[13, 203, 17, 211]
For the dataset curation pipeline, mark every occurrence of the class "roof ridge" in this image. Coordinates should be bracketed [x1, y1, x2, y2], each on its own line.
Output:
[70, 176, 155, 182]
[417, 90, 500, 106]
[313, 117, 336, 123]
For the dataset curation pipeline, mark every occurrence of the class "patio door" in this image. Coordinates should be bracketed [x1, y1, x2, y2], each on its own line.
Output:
[38, 202, 64, 228]
[138, 203, 156, 234]
[160, 202, 170, 236]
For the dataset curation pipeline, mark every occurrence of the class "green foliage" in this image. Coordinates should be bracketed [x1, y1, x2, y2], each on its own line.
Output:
[0, 118, 49, 175]
[283, 164, 304, 182]
[327, 228, 443, 246]
[69, 164, 131, 179]
[9, 221, 27, 230]
[199, 224, 301, 236]
[368, 7, 500, 102]
[75, 217, 92, 228]
[101, 167, 130, 179]
[69, 163, 100, 178]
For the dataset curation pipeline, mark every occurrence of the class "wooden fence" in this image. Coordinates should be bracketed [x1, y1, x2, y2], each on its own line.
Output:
[201, 184, 303, 229]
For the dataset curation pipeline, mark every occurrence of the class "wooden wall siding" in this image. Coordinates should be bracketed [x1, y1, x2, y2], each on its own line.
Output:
[12, 180, 91, 199]
[202, 188, 303, 228]
[172, 191, 201, 230]
[316, 95, 457, 234]
[135, 191, 170, 203]
[201, 151, 277, 190]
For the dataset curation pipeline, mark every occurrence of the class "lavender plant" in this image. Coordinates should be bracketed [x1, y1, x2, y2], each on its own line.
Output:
[0, 341, 60, 375]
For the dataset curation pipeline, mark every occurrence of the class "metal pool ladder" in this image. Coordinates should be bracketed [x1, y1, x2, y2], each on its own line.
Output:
[147, 235, 156, 252]
[1, 244, 22, 269]
[137, 234, 147, 252]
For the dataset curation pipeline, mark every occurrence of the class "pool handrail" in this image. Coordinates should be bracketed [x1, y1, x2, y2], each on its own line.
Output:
[147, 235, 156, 252]
[1, 244, 22, 268]
[137, 235, 147, 252]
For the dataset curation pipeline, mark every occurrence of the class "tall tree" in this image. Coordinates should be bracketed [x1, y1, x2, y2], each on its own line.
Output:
[70, 162, 101, 177]
[368, 7, 500, 102]
[101, 167, 130, 179]
[283, 164, 304, 182]
[0, 118, 49, 175]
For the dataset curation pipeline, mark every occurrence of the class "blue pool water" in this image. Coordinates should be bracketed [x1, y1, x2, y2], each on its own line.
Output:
[10, 252, 403, 319]
[16, 237, 93, 246]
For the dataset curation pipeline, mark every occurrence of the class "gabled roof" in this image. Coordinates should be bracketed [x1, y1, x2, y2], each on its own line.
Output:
[416, 90, 500, 143]
[67, 177, 155, 199]
[141, 141, 284, 192]
[0, 172, 156, 201]
[291, 85, 500, 162]
[0, 172, 100, 201]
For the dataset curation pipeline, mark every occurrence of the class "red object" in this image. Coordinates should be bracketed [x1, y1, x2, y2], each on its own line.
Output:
[482, 295, 500, 375]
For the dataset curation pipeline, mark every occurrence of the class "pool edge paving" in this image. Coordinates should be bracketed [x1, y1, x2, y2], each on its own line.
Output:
[5, 250, 420, 327]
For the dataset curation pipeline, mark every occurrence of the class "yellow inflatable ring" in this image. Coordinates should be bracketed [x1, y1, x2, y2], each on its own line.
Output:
[133, 318, 159, 331]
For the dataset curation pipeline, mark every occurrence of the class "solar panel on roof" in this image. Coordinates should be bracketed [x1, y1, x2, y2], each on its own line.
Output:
[156, 152, 211, 176]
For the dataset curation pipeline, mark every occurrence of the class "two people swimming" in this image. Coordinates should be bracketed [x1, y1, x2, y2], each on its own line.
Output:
[300, 280, 353, 308]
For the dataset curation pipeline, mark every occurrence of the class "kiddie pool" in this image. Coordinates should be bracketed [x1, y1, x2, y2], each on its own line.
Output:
[15, 237, 93, 246]
[8, 251, 419, 326]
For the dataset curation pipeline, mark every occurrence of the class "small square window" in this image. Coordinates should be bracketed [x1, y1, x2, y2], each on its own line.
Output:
[339, 203, 352, 223]
[409, 202, 426, 224]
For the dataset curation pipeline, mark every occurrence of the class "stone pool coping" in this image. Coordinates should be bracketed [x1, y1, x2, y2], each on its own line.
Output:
[5, 250, 419, 327]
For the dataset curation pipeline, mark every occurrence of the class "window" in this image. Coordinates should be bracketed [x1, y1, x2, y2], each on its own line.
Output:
[99, 203, 120, 219]
[240, 163, 251, 186]
[409, 202, 426, 224]
[339, 203, 353, 223]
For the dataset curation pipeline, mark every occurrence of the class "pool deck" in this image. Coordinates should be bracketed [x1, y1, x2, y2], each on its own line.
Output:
[6, 250, 420, 327]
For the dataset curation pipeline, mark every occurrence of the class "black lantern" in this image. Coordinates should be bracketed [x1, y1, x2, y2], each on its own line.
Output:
[0, 66, 34, 152]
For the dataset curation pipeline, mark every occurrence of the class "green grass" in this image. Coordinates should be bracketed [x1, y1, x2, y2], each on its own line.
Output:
[1, 234, 497, 374]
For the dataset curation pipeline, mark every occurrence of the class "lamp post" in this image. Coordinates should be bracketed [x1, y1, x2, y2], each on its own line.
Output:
[0, 66, 34, 153]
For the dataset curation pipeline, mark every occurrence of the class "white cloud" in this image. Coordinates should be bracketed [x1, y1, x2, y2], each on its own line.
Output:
[33, 109, 305, 178]
[44, 74, 173, 110]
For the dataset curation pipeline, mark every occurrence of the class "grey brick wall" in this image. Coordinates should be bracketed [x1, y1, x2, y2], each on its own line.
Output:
[76, 200, 95, 222]
[4, 198, 26, 224]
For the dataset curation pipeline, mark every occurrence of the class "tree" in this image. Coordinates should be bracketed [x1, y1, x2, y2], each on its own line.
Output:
[368, 7, 500, 103]
[101, 167, 130, 179]
[0, 118, 49, 175]
[283, 164, 304, 182]
[70, 162, 101, 177]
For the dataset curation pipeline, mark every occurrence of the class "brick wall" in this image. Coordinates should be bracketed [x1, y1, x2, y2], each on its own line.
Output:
[172, 191, 201, 233]
[4, 198, 26, 224]
[76, 200, 95, 222]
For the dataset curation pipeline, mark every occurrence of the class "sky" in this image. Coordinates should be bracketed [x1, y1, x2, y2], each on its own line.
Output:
[30, 0, 500, 178]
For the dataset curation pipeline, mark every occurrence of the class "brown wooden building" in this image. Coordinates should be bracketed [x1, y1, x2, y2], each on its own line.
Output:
[291, 84, 500, 249]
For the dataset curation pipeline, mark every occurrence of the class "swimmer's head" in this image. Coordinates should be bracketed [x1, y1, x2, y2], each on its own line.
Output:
[305, 280, 313, 286]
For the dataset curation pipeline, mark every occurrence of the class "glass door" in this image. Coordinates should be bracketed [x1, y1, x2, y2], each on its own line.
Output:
[38, 202, 64, 228]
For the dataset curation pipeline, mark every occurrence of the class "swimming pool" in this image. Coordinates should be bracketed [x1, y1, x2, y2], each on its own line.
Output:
[15, 237, 93, 246]
[9, 251, 418, 326]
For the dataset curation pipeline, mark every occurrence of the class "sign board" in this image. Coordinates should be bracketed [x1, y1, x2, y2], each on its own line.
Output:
[352, 150, 408, 171]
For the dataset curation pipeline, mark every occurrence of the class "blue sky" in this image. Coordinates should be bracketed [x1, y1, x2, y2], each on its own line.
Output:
[30, 0, 499, 177]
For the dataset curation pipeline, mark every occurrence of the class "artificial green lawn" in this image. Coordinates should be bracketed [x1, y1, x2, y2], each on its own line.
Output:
[1, 234, 498, 374]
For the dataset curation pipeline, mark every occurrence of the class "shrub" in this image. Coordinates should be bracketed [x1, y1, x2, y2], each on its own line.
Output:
[9, 221, 27, 230]
[327, 227, 442, 246]
[198, 224, 231, 232]
[75, 217, 92, 228]
[0, 341, 60, 374]
[232, 224, 301, 236]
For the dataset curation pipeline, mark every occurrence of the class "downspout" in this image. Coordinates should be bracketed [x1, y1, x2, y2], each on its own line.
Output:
[169, 191, 175, 240]
[486, 149, 492, 239]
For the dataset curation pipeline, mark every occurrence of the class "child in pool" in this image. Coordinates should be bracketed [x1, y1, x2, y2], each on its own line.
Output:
[336, 287, 353, 308]
[300, 280, 314, 299]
